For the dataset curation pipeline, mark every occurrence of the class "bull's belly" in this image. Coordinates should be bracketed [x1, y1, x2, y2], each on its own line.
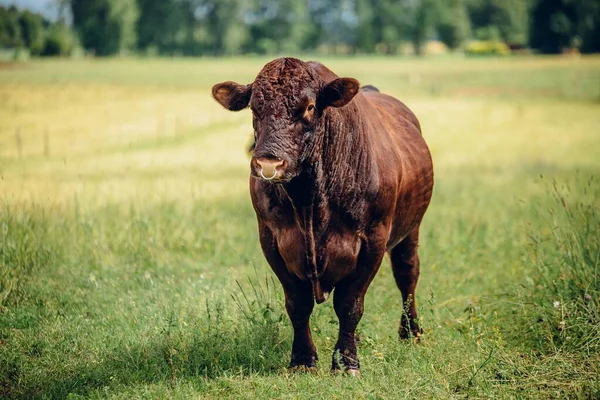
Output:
[275, 227, 361, 288]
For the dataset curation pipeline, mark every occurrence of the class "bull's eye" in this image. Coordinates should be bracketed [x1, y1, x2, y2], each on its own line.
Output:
[303, 103, 315, 121]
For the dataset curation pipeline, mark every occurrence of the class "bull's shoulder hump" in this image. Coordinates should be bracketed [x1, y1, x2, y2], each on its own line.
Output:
[360, 84, 380, 93]
[307, 61, 339, 82]
[360, 92, 421, 134]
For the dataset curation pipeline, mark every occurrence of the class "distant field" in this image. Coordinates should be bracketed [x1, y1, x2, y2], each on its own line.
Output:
[1, 56, 599, 399]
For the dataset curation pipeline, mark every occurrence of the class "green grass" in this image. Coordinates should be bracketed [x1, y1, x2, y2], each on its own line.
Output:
[1, 55, 600, 399]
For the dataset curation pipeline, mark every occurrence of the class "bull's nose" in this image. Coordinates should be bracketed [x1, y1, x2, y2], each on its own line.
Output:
[255, 158, 285, 180]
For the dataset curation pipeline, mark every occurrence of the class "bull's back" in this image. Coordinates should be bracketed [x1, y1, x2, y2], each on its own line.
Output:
[361, 91, 434, 248]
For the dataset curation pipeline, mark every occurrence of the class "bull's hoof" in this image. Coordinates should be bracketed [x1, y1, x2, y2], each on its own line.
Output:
[412, 331, 422, 344]
[399, 325, 423, 342]
[332, 348, 360, 372]
[289, 354, 317, 372]
[399, 331, 423, 343]
[288, 364, 317, 374]
[331, 367, 361, 377]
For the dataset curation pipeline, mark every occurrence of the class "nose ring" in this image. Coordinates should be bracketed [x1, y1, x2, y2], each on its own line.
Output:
[259, 168, 278, 180]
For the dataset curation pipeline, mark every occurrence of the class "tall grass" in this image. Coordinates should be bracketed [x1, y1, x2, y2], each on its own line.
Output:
[0, 204, 64, 311]
[515, 176, 599, 355]
[1, 56, 600, 398]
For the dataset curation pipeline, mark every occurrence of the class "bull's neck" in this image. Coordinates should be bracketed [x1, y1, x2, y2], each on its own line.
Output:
[280, 104, 370, 290]
[283, 102, 372, 225]
[320, 103, 372, 205]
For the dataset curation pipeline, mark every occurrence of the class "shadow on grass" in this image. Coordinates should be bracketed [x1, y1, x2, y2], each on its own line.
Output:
[0, 194, 290, 398]
[7, 300, 290, 399]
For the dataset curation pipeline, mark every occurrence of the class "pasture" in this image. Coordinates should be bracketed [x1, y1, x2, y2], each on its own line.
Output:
[1, 56, 599, 399]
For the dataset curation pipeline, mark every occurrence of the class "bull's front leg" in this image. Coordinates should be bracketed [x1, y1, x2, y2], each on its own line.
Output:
[284, 280, 317, 370]
[258, 224, 317, 370]
[332, 233, 386, 375]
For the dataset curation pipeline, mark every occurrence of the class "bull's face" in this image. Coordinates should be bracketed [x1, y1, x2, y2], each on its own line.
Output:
[212, 58, 358, 183]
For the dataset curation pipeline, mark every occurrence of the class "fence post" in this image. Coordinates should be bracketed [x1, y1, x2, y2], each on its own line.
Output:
[16, 127, 22, 159]
[44, 129, 50, 157]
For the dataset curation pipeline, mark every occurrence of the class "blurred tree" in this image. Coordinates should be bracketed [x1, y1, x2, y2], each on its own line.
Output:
[42, 22, 77, 56]
[475, 25, 501, 41]
[575, 0, 600, 53]
[175, 0, 199, 55]
[136, 0, 183, 55]
[317, 0, 357, 54]
[71, 0, 139, 56]
[490, 0, 531, 46]
[6, 0, 600, 57]
[530, 0, 600, 53]
[245, 0, 317, 54]
[195, 0, 247, 55]
[529, 0, 575, 53]
[400, 0, 440, 55]
[285, 1, 314, 52]
[378, 0, 404, 54]
[355, 0, 376, 53]
[18, 11, 46, 55]
[0, 6, 23, 48]
[437, 0, 471, 50]
[466, 0, 531, 46]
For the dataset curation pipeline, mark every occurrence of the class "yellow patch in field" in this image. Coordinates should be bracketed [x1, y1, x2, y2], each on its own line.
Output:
[1, 57, 599, 210]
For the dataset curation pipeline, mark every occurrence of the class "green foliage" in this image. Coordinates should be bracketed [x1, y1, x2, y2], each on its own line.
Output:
[17, 11, 45, 55]
[465, 39, 511, 55]
[511, 177, 600, 354]
[402, 0, 440, 56]
[242, 0, 318, 55]
[205, 0, 249, 55]
[71, 0, 139, 56]
[530, 0, 600, 53]
[0, 6, 23, 48]
[475, 25, 502, 41]
[437, 0, 471, 50]
[3, 0, 600, 57]
[575, 0, 600, 53]
[492, 0, 531, 46]
[355, 0, 376, 53]
[466, 0, 532, 46]
[530, 0, 576, 53]
[0, 205, 63, 311]
[42, 23, 77, 56]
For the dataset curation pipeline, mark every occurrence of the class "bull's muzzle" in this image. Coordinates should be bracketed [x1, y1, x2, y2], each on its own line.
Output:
[253, 157, 286, 181]
[255, 158, 284, 180]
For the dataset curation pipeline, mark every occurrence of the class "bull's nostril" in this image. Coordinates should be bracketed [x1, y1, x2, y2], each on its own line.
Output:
[256, 158, 284, 180]
[256, 159, 284, 168]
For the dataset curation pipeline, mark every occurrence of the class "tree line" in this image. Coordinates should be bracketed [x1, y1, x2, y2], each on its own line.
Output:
[0, 4, 75, 56]
[1, 0, 599, 57]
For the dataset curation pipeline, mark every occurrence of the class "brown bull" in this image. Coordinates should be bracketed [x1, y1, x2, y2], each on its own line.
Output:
[212, 58, 433, 374]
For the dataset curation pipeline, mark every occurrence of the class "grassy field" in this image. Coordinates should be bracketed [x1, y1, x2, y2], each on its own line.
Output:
[1, 55, 599, 399]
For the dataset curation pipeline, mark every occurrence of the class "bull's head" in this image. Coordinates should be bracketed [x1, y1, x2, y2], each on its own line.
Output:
[212, 58, 359, 183]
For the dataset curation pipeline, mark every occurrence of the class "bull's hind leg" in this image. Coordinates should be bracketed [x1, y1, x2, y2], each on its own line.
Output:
[390, 228, 423, 340]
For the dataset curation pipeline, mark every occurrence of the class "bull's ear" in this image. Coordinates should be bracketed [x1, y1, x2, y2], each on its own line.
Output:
[319, 78, 360, 109]
[212, 81, 252, 111]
